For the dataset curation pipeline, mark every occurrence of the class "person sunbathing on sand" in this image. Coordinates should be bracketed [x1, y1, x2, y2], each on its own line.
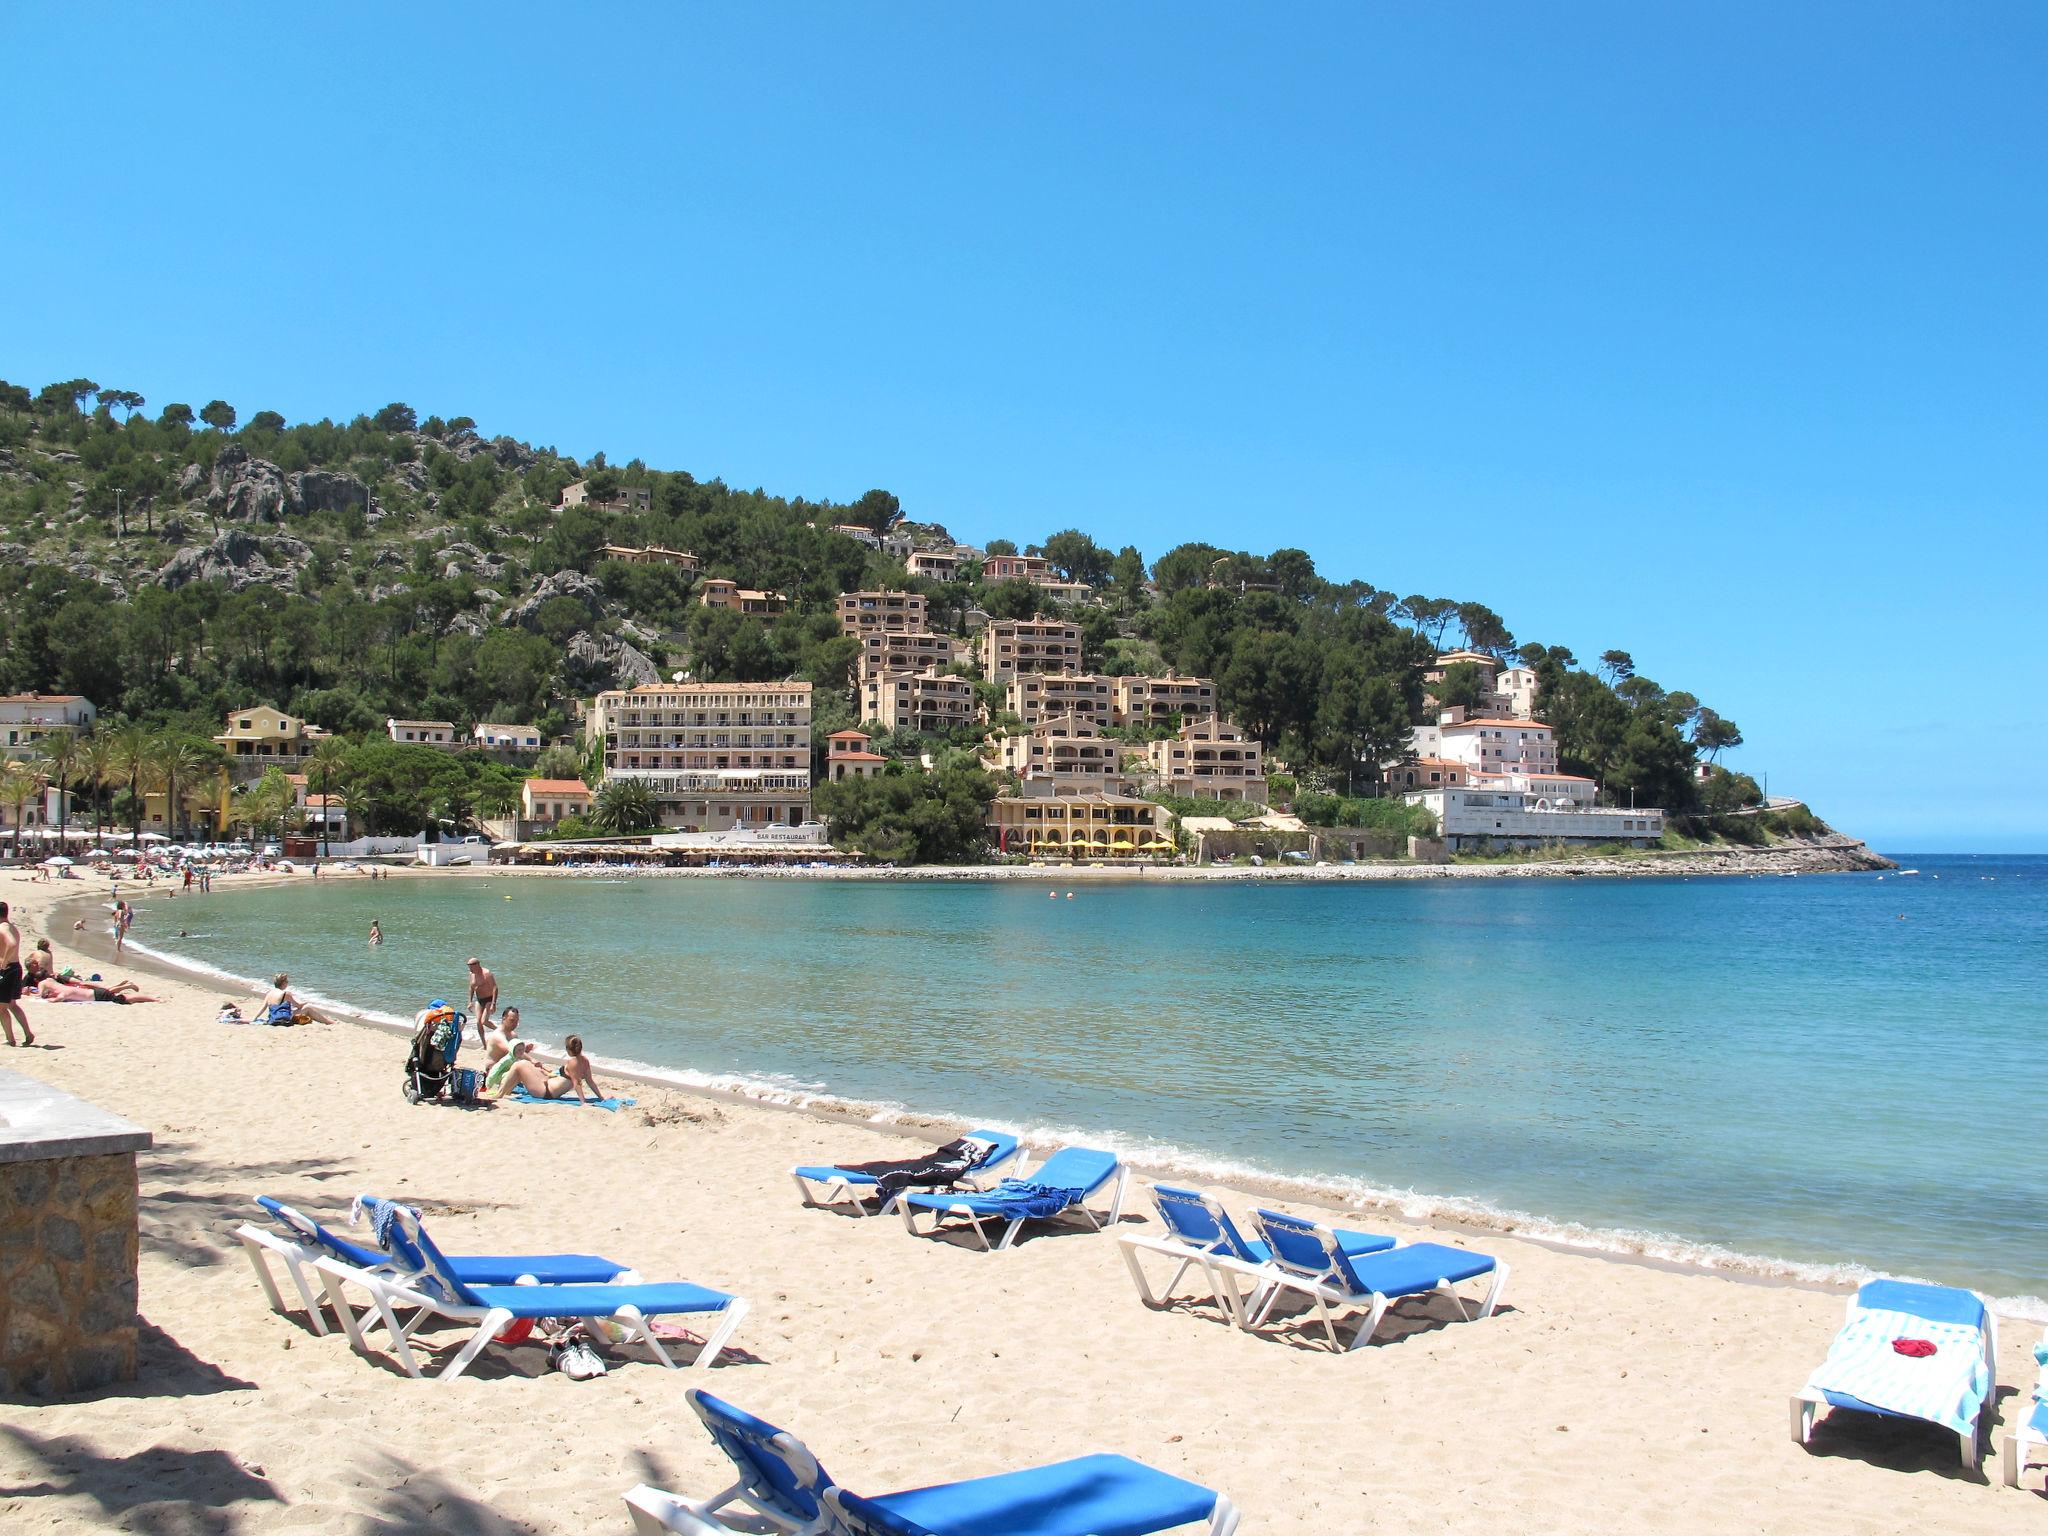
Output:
[36, 977, 161, 1005]
[486, 1033, 603, 1104]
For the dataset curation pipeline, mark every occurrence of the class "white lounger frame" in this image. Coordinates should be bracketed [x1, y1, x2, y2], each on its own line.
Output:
[307, 1255, 749, 1382]
[1789, 1292, 1997, 1471]
[790, 1144, 1027, 1218]
[1204, 1248, 1507, 1350]
[2005, 1325, 2048, 1488]
[236, 1220, 383, 1338]
[899, 1162, 1129, 1251]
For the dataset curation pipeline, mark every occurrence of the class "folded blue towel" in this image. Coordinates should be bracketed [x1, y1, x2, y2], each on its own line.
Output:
[969, 1182, 1088, 1220]
[509, 1088, 637, 1111]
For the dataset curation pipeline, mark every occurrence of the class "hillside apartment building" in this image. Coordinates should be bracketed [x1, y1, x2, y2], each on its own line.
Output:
[837, 590, 930, 636]
[978, 618, 1085, 684]
[861, 669, 978, 734]
[1141, 716, 1267, 802]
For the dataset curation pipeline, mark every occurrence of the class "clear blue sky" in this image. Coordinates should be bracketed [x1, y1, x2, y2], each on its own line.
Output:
[4, 4, 2042, 850]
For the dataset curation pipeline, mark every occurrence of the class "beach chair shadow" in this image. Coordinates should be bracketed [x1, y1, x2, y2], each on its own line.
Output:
[1800, 1390, 2013, 1484]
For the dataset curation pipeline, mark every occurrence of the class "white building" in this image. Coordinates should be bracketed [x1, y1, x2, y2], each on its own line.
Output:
[1404, 786, 1663, 852]
[880, 529, 916, 560]
[1414, 716, 1560, 778]
[1497, 666, 1539, 720]
[0, 693, 97, 751]
[905, 549, 963, 581]
[473, 722, 543, 752]
[387, 718, 459, 748]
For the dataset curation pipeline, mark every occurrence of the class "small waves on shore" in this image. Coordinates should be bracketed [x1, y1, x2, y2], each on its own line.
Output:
[124, 931, 2048, 1324]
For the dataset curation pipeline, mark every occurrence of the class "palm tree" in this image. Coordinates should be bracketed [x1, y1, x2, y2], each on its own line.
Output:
[136, 740, 171, 844]
[309, 736, 352, 857]
[0, 760, 37, 858]
[106, 723, 154, 848]
[589, 779, 657, 833]
[40, 727, 80, 848]
[156, 738, 213, 841]
[73, 734, 112, 835]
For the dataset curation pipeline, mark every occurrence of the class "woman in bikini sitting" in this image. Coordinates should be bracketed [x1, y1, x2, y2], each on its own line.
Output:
[485, 1033, 603, 1104]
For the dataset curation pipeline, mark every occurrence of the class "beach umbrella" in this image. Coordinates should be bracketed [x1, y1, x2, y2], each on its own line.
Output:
[43, 855, 73, 866]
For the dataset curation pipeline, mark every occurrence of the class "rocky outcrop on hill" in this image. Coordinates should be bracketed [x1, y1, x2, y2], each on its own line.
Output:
[291, 469, 374, 519]
[560, 630, 662, 691]
[191, 446, 381, 525]
[202, 444, 289, 522]
[155, 528, 313, 591]
[502, 569, 603, 629]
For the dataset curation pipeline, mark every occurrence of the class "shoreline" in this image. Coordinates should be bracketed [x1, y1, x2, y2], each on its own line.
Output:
[63, 869, 2040, 1324]
[478, 834, 1895, 880]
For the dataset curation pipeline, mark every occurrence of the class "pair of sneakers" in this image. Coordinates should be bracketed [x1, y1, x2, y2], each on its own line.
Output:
[547, 1323, 607, 1380]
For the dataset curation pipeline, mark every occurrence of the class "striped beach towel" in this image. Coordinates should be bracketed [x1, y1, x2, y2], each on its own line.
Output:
[1803, 1307, 1990, 1438]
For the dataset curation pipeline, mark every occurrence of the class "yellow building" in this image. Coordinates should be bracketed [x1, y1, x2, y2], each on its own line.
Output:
[214, 706, 329, 783]
[987, 793, 1174, 859]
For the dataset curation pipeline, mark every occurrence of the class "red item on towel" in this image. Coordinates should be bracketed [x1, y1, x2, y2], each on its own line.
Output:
[1891, 1337, 1937, 1358]
[493, 1318, 536, 1346]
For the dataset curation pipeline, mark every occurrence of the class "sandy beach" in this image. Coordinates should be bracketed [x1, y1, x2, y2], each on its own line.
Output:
[1, 867, 2038, 1534]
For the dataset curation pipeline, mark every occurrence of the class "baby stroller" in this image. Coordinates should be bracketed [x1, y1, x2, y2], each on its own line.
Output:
[403, 1000, 465, 1104]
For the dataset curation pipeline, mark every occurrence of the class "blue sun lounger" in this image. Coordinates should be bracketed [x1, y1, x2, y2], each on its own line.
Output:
[623, 1387, 1240, 1536]
[235, 1196, 632, 1337]
[310, 1196, 749, 1381]
[1117, 1184, 1397, 1326]
[2002, 1325, 2048, 1488]
[792, 1129, 1023, 1216]
[1218, 1209, 1505, 1351]
[897, 1145, 1128, 1252]
[1792, 1278, 1998, 1471]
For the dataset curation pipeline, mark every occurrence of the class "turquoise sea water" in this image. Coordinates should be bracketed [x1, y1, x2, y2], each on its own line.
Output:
[136, 855, 2046, 1304]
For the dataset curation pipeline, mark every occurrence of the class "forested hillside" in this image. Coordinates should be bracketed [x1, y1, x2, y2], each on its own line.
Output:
[0, 376, 1754, 818]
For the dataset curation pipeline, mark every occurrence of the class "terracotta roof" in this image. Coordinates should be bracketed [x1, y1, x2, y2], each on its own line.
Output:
[1438, 719, 1550, 733]
[832, 752, 888, 762]
[524, 779, 591, 795]
[0, 692, 86, 703]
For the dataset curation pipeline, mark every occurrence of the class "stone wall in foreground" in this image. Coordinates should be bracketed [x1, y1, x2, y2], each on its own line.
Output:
[1, 1149, 141, 1395]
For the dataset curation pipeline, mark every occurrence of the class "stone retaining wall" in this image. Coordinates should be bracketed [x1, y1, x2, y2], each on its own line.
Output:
[1, 1150, 141, 1395]
[0, 1071, 151, 1397]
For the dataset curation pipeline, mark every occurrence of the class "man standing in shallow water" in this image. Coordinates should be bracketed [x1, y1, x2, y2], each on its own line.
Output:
[0, 902, 34, 1047]
[465, 956, 498, 1045]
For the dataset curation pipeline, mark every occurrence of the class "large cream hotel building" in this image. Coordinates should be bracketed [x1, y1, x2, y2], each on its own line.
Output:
[589, 681, 812, 829]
